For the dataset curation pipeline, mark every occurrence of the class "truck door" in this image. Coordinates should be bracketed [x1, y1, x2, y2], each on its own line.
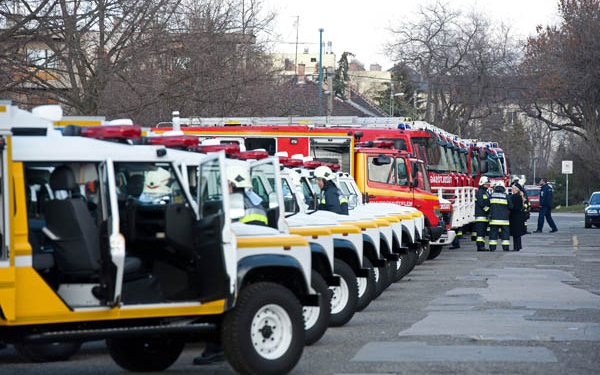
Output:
[193, 152, 233, 300]
[248, 157, 286, 232]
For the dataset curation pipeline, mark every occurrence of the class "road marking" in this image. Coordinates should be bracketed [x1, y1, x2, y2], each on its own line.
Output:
[572, 235, 579, 251]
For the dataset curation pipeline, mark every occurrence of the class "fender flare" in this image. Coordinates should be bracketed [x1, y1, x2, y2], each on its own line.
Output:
[237, 254, 316, 306]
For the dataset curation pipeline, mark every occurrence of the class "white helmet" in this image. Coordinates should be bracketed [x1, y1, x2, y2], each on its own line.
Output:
[227, 165, 252, 189]
[288, 169, 302, 187]
[478, 176, 490, 186]
[314, 166, 334, 181]
[494, 180, 505, 188]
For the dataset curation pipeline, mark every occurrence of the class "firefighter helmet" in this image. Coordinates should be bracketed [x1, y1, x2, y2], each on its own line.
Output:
[227, 166, 253, 189]
[314, 166, 334, 181]
[494, 180, 505, 188]
[478, 176, 490, 186]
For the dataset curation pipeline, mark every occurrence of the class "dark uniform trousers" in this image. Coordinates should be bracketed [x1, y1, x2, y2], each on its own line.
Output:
[488, 223, 510, 251]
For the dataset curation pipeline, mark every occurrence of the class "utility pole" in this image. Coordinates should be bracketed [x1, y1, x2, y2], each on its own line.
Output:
[318, 28, 324, 116]
[389, 80, 394, 116]
[413, 90, 417, 121]
[327, 71, 333, 117]
[294, 16, 299, 75]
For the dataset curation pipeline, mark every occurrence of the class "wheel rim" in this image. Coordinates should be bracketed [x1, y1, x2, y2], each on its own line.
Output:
[396, 259, 401, 270]
[373, 267, 380, 283]
[251, 304, 293, 360]
[330, 275, 349, 314]
[417, 247, 424, 258]
[303, 304, 320, 330]
[357, 276, 367, 298]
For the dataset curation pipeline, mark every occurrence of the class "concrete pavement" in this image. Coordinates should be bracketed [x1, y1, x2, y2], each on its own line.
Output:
[1, 212, 598, 375]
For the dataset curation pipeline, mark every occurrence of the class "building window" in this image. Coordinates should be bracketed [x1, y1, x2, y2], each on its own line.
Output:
[27, 48, 57, 69]
[507, 111, 518, 124]
[310, 57, 317, 62]
[284, 58, 294, 71]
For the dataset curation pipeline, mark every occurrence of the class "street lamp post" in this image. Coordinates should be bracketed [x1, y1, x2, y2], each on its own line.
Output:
[390, 91, 404, 116]
[318, 28, 324, 116]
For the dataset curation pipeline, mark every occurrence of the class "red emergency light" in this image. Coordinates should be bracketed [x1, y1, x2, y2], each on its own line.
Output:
[146, 135, 199, 148]
[356, 140, 394, 148]
[280, 158, 304, 167]
[303, 160, 322, 169]
[324, 162, 341, 171]
[235, 150, 269, 160]
[81, 125, 141, 139]
[196, 144, 241, 156]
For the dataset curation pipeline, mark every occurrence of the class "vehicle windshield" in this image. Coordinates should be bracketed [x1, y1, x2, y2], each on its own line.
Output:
[469, 149, 480, 177]
[412, 137, 450, 172]
[590, 194, 600, 205]
[445, 146, 457, 172]
[484, 155, 504, 177]
[115, 162, 186, 205]
[418, 162, 432, 192]
[300, 178, 317, 210]
[459, 151, 469, 174]
[526, 189, 540, 197]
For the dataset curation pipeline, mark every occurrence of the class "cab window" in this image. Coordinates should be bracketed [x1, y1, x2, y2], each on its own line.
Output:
[368, 156, 396, 184]
[114, 163, 185, 205]
[197, 160, 223, 218]
[470, 149, 479, 176]
[396, 158, 409, 186]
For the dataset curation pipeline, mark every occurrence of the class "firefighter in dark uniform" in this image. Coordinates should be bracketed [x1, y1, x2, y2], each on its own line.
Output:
[488, 180, 514, 251]
[315, 165, 348, 215]
[474, 176, 491, 251]
[534, 178, 558, 233]
[194, 165, 266, 366]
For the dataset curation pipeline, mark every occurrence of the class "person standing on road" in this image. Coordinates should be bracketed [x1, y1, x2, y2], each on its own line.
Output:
[488, 181, 514, 252]
[509, 184, 527, 251]
[474, 176, 491, 251]
[534, 178, 558, 233]
[315, 166, 349, 215]
[511, 177, 531, 234]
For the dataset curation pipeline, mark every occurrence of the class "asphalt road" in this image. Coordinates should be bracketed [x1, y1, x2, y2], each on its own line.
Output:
[2, 212, 599, 375]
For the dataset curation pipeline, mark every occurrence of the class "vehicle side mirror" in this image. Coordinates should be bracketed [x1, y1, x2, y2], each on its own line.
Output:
[480, 149, 488, 159]
[480, 160, 489, 174]
[348, 194, 358, 210]
[230, 193, 245, 220]
[412, 166, 418, 179]
[584, 201, 589, 206]
[268, 191, 278, 209]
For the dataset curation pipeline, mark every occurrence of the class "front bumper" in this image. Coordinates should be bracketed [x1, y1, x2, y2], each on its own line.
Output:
[431, 230, 456, 246]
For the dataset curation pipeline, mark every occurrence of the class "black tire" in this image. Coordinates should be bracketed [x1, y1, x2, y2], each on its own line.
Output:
[107, 337, 184, 372]
[373, 259, 390, 299]
[585, 217, 592, 228]
[329, 259, 358, 326]
[406, 246, 418, 274]
[304, 271, 331, 345]
[222, 282, 305, 375]
[394, 251, 411, 282]
[416, 242, 430, 265]
[356, 257, 377, 311]
[15, 342, 82, 363]
[428, 245, 444, 260]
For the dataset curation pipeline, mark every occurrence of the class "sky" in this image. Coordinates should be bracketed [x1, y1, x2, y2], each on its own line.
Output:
[264, 0, 561, 70]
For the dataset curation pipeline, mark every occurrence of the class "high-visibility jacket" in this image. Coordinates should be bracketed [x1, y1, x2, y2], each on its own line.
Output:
[474, 186, 490, 222]
[489, 186, 514, 226]
[319, 181, 349, 215]
[240, 191, 268, 226]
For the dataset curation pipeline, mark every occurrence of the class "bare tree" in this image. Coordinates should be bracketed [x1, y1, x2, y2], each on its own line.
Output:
[387, 1, 520, 136]
[519, 0, 600, 181]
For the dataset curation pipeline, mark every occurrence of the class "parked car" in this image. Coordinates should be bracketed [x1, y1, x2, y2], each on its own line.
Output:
[525, 185, 541, 211]
[584, 192, 600, 228]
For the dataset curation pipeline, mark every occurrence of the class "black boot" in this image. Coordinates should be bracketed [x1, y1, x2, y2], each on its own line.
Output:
[193, 343, 225, 365]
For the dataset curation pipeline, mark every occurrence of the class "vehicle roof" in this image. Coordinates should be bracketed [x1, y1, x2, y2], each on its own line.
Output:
[12, 135, 210, 164]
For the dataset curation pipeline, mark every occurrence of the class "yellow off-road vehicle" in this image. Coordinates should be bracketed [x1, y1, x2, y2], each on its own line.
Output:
[0, 102, 316, 375]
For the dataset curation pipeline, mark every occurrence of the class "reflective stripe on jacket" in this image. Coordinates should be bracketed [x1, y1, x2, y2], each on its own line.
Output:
[489, 186, 513, 226]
